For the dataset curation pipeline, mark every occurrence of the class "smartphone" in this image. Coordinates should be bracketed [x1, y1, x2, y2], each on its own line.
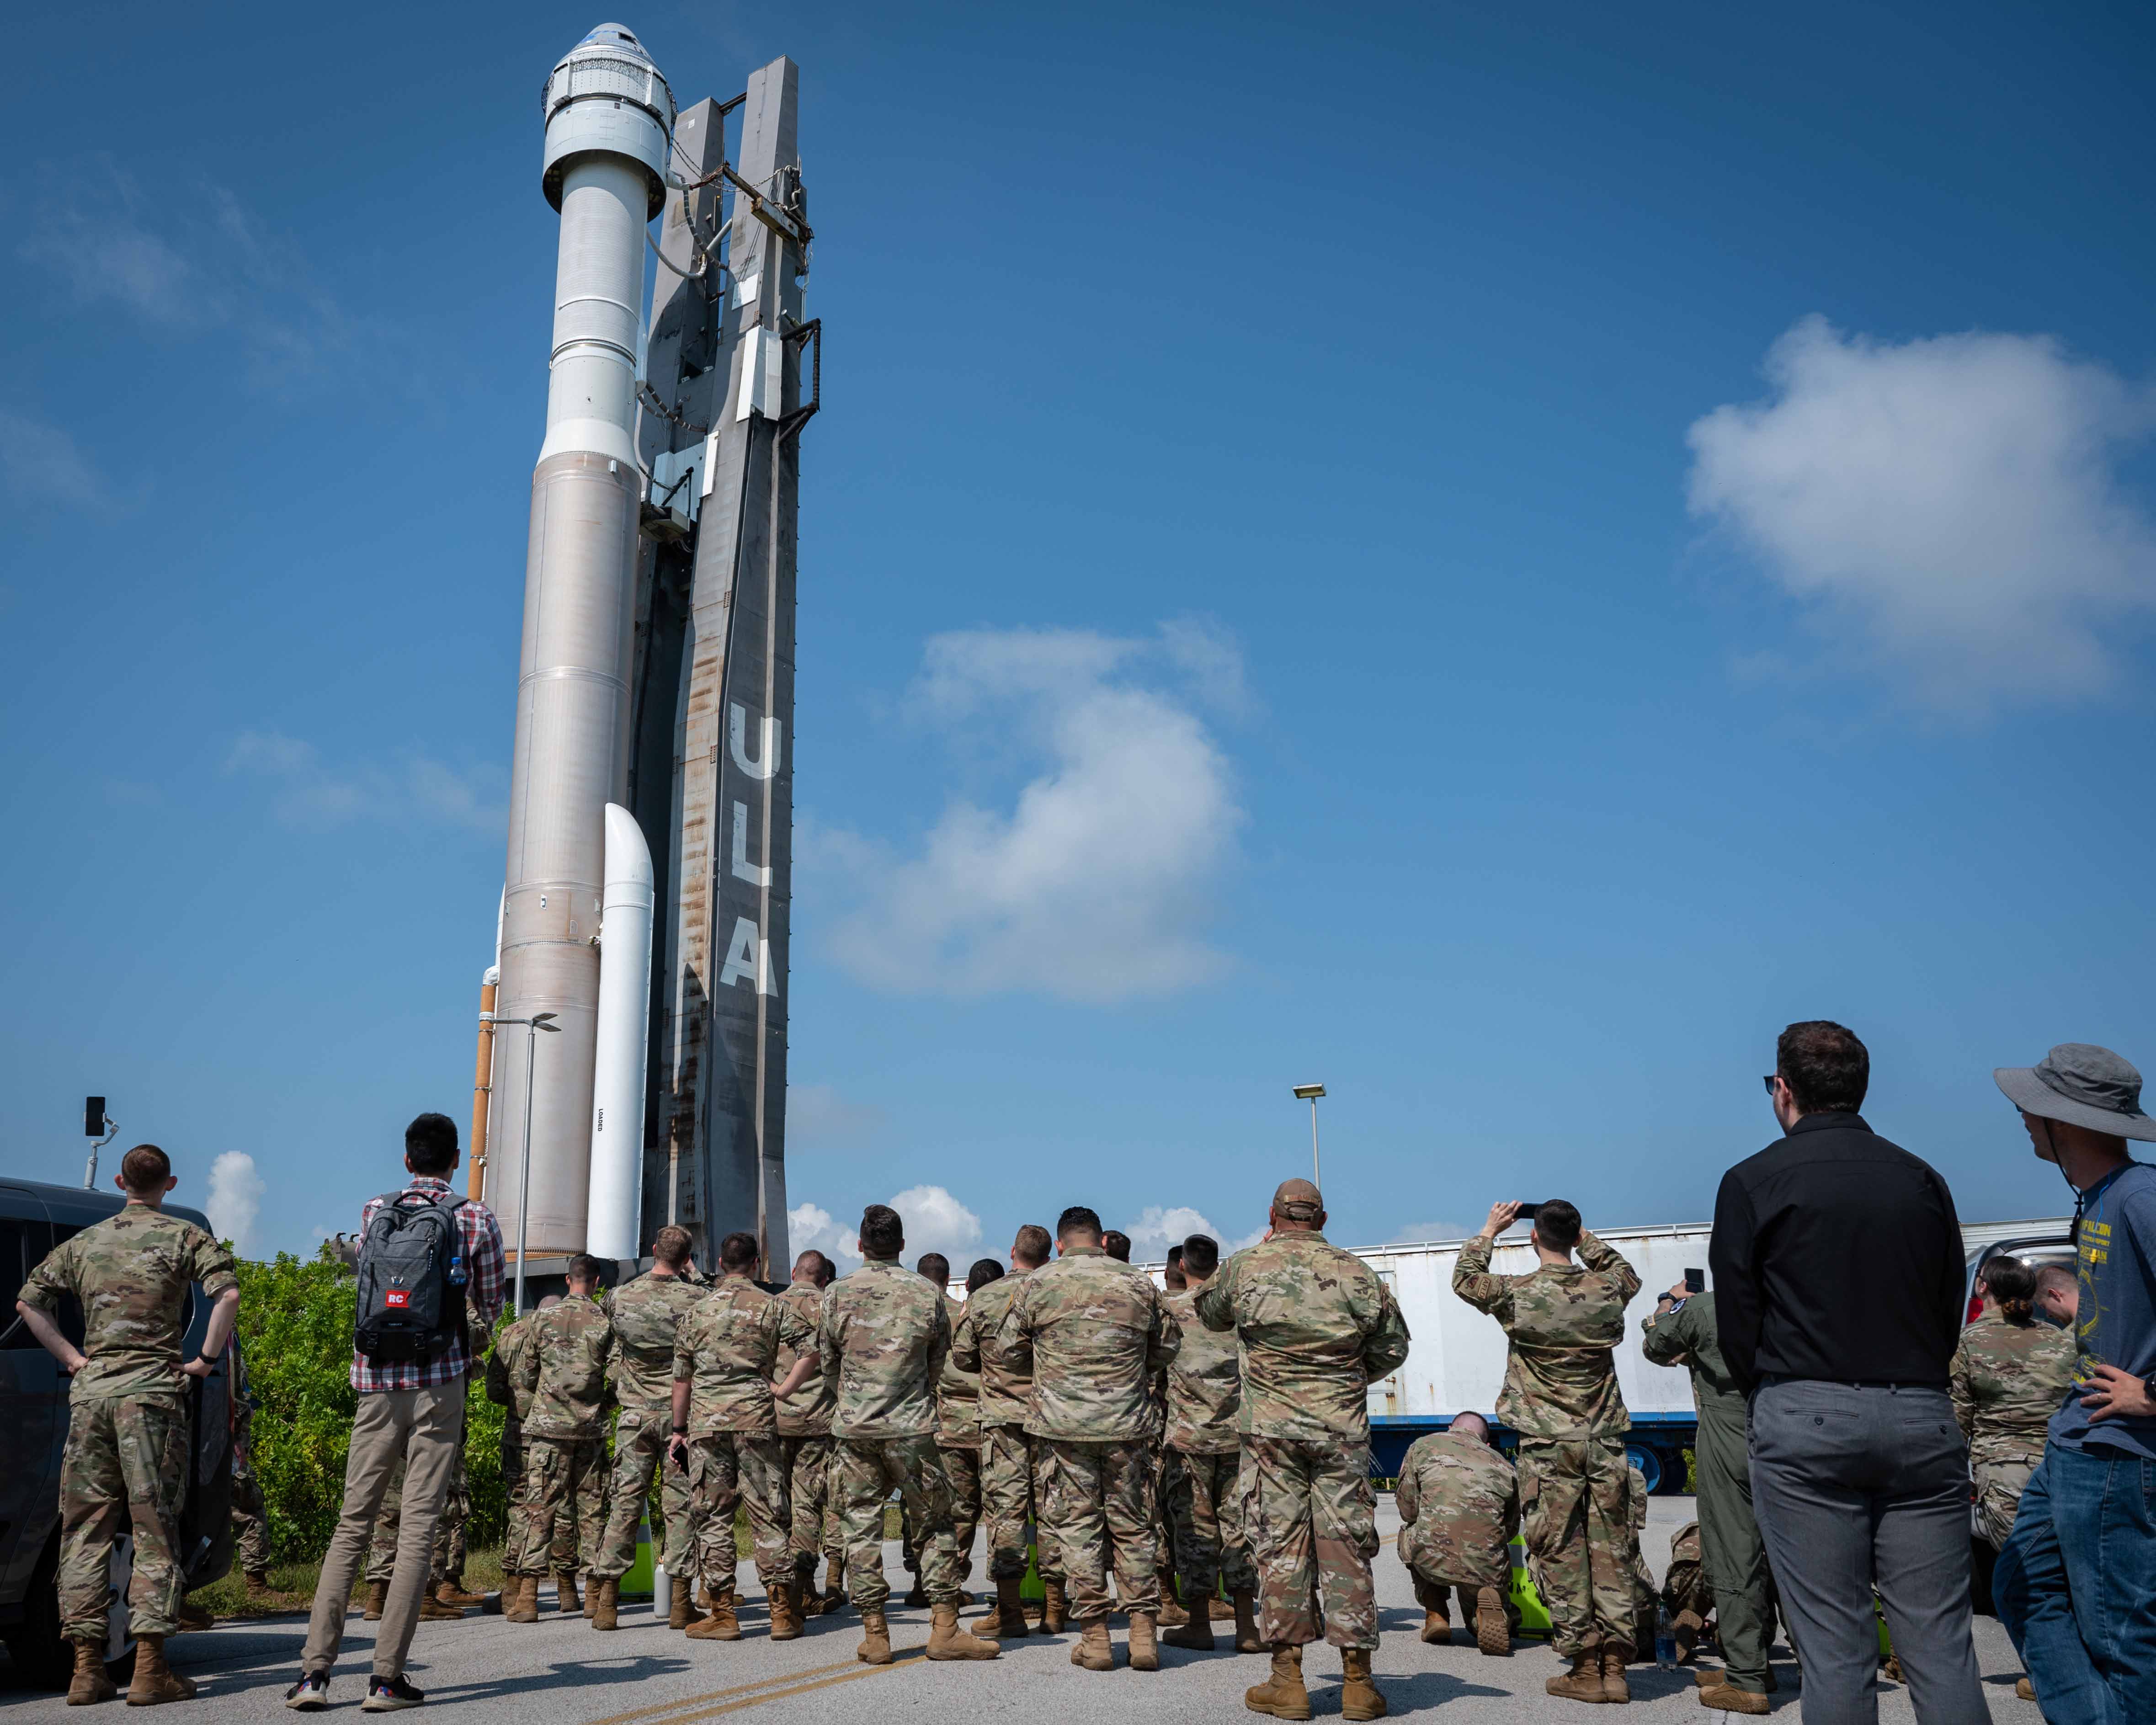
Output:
[1516, 1202, 1543, 1221]
[1684, 1268, 1705, 1294]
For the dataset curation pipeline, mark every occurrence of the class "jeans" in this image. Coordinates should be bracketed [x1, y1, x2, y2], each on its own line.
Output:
[1994, 1445, 2156, 1725]
[1748, 1379, 1988, 1725]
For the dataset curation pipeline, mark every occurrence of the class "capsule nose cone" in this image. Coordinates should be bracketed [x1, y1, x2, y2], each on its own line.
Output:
[577, 21, 653, 62]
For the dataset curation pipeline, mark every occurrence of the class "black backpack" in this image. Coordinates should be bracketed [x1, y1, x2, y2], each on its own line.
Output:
[354, 1188, 469, 1363]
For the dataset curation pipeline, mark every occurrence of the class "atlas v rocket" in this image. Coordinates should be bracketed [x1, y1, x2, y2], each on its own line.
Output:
[478, 23, 813, 1280]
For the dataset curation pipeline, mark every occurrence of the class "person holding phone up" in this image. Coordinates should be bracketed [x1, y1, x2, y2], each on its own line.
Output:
[1641, 1272, 1776, 1714]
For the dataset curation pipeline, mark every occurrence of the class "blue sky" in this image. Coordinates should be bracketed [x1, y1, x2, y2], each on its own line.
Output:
[3, 1, 2152, 1268]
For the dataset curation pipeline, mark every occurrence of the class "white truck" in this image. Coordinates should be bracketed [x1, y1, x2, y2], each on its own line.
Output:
[1322, 1215, 2073, 1491]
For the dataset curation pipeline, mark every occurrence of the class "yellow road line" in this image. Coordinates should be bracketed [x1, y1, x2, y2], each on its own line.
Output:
[579, 1650, 925, 1725]
[658, 1651, 926, 1721]
[577, 1656, 864, 1725]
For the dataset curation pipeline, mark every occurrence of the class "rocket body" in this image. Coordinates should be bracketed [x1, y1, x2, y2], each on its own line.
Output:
[492, 24, 673, 1259]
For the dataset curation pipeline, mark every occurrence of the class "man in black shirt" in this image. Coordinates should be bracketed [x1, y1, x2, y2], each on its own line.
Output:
[1710, 1022, 1988, 1725]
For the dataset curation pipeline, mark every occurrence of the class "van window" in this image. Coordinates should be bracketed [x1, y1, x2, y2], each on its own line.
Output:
[0, 1216, 33, 1347]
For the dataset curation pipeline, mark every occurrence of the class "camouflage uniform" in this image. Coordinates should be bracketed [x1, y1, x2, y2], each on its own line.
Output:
[1195, 1230, 1411, 1650]
[365, 1447, 467, 1585]
[1454, 1229, 1640, 1660]
[675, 1273, 813, 1597]
[1160, 1284, 1254, 1599]
[487, 1313, 559, 1577]
[997, 1246, 1179, 1623]
[511, 1293, 616, 1579]
[229, 1334, 271, 1575]
[1661, 1521, 1712, 1622]
[950, 1267, 1062, 1585]
[589, 1271, 706, 1580]
[1640, 1290, 1773, 1692]
[21, 1204, 239, 1642]
[935, 1292, 985, 1584]
[774, 1277, 841, 1578]
[1395, 1428, 1517, 1621]
[819, 1259, 964, 1610]
[1949, 1309, 2077, 1549]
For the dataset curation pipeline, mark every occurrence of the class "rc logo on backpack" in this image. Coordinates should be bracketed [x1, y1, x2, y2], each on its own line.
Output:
[355, 1187, 469, 1363]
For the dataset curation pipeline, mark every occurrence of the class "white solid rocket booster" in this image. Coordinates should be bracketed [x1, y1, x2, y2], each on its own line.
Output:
[586, 803, 654, 1260]
[493, 23, 673, 1259]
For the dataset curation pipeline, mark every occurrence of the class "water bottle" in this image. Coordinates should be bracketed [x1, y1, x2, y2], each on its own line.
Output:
[1655, 1604, 1678, 1669]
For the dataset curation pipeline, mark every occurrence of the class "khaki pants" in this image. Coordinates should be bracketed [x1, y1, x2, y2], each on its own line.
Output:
[303, 1378, 465, 1681]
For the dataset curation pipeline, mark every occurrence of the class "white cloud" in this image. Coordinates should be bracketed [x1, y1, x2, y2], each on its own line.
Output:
[18, 158, 378, 391]
[1686, 315, 2156, 712]
[0, 408, 101, 509]
[788, 1083, 885, 1151]
[226, 728, 504, 834]
[814, 623, 1245, 1003]
[789, 1183, 986, 1279]
[1121, 1203, 1266, 1264]
[206, 1151, 265, 1256]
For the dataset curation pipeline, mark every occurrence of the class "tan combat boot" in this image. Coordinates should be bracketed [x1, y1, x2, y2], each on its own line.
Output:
[1211, 1595, 1239, 1621]
[418, 1588, 463, 1622]
[1472, 1587, 1510, 1657]
[976, 1575, 1031, 1638]
[1041, 1578, 1069, 1634]
[590, 1577, 619, 1632]
[1341, 1648, 1387, 1722]
[126, 1635, 197, 1705]
[1164, 1599, 1216, 1652]
[175, 1599, 213, 1633]
[1070, 1618, 1114, 1671]
[820, 1558, 849, 1616]
[244, 1572, 277, 1606]
[686, 1586, 741, 1641]
[1245, 1644, 1311, 1720]
[1672, 1608, 1704, 1664]
[2016, 1678, 2037, 1703]
[1695, 1680, 1768, 1715]
[856, 1608, 892, 1666]
[1601, 1645, 1632, 1704]
[767, 1581, 802, 1642]
[1129, 1612, 1160, 1671]
[68, 1638, 118, 1706]
[668, 1578, 704, 1631]
[1417, 1584, 1450, 1645]
[504, 1575, 539, 1624]
[1160, 1593, 1190, 1629]
[362, 1581, 389, 1623]
[436, 1576, 486, 1608]
[926, 1602, 1001, 1661]
[1544, 1648, 1606, 1703]
[554, 1570, 581, 1615]
[1232, 1589, 1264, 1654]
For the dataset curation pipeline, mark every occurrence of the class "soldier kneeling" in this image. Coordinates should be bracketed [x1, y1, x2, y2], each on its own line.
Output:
[1395, 1412, 1516, 1657]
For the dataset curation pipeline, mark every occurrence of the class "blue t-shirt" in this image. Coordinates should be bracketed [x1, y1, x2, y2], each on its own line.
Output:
[2047, 1161, 2156, 1461]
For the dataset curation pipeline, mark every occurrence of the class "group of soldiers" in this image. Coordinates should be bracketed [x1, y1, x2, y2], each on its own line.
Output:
[467, 1178, 1415, 1714]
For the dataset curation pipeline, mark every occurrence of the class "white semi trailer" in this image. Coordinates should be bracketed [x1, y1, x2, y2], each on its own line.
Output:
[1178, 1214, 2073, 1491]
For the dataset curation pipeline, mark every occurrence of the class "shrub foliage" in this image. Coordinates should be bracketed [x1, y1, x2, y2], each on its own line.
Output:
[235, 1247, 507, 1560]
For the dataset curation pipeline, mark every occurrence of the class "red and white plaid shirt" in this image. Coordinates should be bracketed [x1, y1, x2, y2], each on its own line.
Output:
[349, 1177, 506, 1393]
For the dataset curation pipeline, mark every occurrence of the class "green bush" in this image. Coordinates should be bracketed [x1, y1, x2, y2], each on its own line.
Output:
[234, 1247, 507, 1560]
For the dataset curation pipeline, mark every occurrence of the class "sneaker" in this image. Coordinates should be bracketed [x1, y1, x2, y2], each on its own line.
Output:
[361, 1675, 426, 1712]
[284, 1674, 330, 1711]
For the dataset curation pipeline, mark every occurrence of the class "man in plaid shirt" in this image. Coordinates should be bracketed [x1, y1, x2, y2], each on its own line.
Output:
[290, 1113, 505, 1713]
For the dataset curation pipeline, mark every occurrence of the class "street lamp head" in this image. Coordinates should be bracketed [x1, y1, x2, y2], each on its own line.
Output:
[533, 1012, 561, 1031]
[1293, 1084, 1326, 1101]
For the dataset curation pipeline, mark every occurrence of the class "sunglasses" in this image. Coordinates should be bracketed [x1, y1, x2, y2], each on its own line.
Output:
[1761, 1075, 1780, 1096]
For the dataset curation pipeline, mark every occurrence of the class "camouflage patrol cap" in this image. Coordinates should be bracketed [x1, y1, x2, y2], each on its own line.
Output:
[1271, 1178, 1324, 1219]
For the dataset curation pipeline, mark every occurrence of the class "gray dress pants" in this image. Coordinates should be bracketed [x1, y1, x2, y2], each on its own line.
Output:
[1748, 1379, 1989, 1725]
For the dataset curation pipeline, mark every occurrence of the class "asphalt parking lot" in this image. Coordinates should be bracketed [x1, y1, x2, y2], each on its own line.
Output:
[2, 1496, 2040, 1721]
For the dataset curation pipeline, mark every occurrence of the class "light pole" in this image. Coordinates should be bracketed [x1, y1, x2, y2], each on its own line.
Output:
[1293, 1084, 1326, 1188]
[484, 1011, 560, 1313]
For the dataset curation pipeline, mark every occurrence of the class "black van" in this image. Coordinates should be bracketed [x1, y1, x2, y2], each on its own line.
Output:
[0, 1177, 234, 1688]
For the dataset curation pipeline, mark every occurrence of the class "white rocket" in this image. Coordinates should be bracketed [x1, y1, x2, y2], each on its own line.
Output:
[490, 23, 671, 1262]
